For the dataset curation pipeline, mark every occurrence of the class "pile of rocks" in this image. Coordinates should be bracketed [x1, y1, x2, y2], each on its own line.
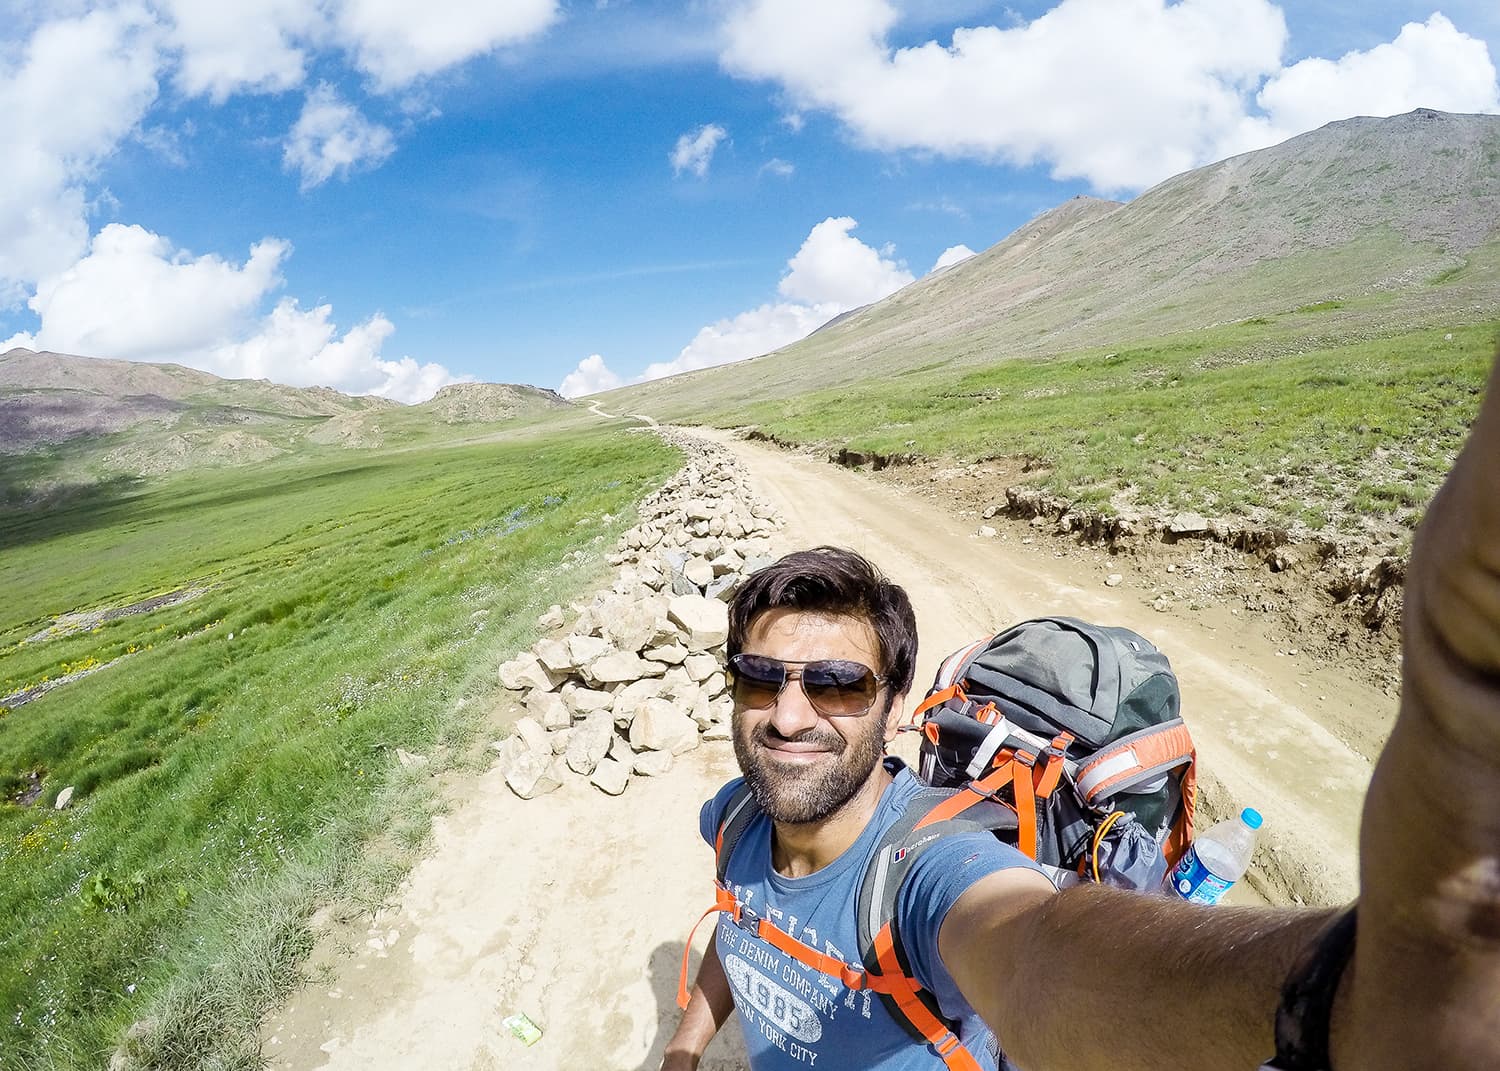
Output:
[493, 435, 782, 799]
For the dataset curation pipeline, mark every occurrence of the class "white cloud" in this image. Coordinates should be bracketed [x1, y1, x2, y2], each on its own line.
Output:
[719, 0, 1500, 190]
[670, 123, 728, 177]
[640, 302, 829, 381]
[283, 83, 396, 190]
[778, 216, 913, 308]
[930, 243, 975, 272]
[559, 353, 623, 397]
[1234, 14, 1500, 150]
[335, 0, 560, 91]
[639, 215, 911, 382]
[19, 223, 461, 402]
[760, 157, 795, 177]
[162, 0, 321, 101]
[0, 6, 163, 303]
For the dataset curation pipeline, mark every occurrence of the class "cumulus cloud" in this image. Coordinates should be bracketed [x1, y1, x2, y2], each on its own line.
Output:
[760, 157, 795, 177]
[930, 243, 976, 272]
[1234, 14, 1500, 151]
[671, 123, 728, 177]
[335, 0, 560, 90]
[162, 0, 320, 101]
[778, 216, 913, 308]
[0, 6, 163, 303]
[640, 302, 828, 380]
[639, 215, 912, 382]
[560, 353, 623, 398]
[283, 83, 396, 190]
[720, 0, 1500, 190]
[17, 224, 461, 402]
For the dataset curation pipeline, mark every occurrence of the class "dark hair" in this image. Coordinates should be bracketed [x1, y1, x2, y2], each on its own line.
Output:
[727, 546, 917, 695]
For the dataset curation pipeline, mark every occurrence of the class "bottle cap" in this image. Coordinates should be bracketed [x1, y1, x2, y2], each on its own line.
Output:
[1241, 808, 1263, 830]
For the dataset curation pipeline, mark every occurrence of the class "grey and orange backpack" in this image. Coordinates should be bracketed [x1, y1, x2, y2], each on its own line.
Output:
[683, 616, 1198, 1070]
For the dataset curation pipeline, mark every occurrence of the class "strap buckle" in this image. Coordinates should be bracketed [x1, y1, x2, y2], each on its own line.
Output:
[730, 900, 762, 934]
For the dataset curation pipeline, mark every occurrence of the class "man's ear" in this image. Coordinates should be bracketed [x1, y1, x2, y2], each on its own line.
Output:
[884, 692, 908, 743]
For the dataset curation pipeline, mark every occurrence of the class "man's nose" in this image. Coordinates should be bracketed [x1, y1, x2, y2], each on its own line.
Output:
[767, 671, 821, 736]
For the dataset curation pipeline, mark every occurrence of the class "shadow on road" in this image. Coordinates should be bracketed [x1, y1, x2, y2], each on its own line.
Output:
[634, 941, 748, 1071]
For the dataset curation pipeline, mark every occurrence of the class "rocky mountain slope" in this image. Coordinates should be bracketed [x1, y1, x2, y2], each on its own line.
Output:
[607, 109, 1500, 417]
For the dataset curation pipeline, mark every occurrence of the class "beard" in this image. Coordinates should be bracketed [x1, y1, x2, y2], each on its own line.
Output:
[732, 711, 887, 825]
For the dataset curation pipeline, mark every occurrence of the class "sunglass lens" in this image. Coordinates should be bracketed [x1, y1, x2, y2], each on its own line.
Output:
[729, 654, 786, 709]
[801, 660, 878, 716]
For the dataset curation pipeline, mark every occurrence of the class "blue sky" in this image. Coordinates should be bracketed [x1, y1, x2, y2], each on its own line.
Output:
[2, 1, 1498, 401]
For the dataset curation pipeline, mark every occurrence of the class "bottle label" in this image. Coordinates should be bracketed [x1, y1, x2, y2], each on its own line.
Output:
[1168, 848, 1234, 904]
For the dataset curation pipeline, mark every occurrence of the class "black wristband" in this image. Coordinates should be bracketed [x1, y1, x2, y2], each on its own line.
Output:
[1262, 905, 1358, 1071]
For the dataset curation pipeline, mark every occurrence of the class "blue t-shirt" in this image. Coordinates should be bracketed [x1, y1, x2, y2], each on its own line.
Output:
[699, 760, 1040, 1069]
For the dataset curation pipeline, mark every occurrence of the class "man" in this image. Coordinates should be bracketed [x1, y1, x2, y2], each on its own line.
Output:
[663, 352, 1500, 1071]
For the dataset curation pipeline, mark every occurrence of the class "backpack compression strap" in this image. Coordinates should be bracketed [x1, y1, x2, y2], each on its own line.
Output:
[854, 786, 1023, 1070]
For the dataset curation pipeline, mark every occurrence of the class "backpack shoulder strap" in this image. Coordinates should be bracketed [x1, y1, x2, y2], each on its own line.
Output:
[713, 781, 760, 883]
[854, 786, 1019, 1070]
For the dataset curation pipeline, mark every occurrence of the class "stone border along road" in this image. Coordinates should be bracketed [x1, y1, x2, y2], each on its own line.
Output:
[492, 430, 782, 799]
[259, 421, 1385, 1071]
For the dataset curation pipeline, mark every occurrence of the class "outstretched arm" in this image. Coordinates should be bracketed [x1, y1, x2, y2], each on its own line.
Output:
[662, 942, 735, 1071]
[941, 873, 1341, 1070]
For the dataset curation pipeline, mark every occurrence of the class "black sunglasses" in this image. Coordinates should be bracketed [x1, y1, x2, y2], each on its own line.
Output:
[727, 653, 888, 718]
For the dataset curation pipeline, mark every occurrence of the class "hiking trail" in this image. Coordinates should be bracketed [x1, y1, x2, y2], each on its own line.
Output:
[263, 425, 1390, 1071]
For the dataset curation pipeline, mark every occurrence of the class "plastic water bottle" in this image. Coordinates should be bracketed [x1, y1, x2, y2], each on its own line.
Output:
[1165, 808, 1263, 904]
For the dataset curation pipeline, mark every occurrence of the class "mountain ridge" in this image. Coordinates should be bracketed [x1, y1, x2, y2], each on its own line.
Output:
[603, 109, 1500, 417]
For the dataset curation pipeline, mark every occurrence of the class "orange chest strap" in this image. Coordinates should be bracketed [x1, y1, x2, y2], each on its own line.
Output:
[677, 883, 901, 1009]
[677, 886, 985, 1071]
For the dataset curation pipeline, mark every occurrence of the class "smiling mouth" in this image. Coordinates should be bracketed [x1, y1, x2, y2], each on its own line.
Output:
[757, 737, 839, 762]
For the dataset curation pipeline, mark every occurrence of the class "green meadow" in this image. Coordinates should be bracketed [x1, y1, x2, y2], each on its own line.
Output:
[712, 320, 1497, 543]
[0, 421, 676, 1070]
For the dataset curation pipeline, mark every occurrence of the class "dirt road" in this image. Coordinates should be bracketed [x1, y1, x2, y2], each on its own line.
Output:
[264, 428, 1392, 1071]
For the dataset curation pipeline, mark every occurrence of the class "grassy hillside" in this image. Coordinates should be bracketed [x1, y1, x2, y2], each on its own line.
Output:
[0, 415, 675, 1069]
[0, 350, 576, 495]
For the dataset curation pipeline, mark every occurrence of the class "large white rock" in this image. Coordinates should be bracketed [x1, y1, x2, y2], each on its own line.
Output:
[684, 652, 720, 683]
[591, 757, 632, 796]
[629, 699, 701, 754]
[643, 642, 689, 665]
[564, 685, 615, 716]
[702, 670, 728, 698]
[590, 650, 665, 684]
[499, 652, 564, 691]
[536, 604, 565, 630]
[566, 712, 615, 775]
[533, 638, 574, 674]
[633, 749, 674, 777]
[611, 678, 664, 716]
[526, 689, 572, 730]
[710, 549, 744, 576]
[683, 558, 715, 589]
[503, 750, 565, 800]
[566, 634, 611, 667]
[668, 594, 729, 650]
[511, 716, 549, 754]
[603, 598, 661, 653]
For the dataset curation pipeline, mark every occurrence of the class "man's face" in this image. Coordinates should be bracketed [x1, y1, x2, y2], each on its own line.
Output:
[731, 607, 905, 825]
